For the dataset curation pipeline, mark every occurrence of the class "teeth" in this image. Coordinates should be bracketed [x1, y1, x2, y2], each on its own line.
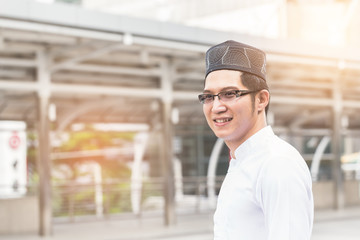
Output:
[215, 118, 232, 123]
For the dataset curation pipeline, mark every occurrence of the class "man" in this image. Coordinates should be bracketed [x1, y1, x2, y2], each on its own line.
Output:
[198, 40, 314, 240]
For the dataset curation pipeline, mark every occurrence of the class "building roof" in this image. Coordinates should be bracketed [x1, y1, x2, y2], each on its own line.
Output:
[1, 0, 360, 133]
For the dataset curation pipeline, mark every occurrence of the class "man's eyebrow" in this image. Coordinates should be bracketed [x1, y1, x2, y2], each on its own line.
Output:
[202, 90, 212, 93]
[202, 86, 239, 93]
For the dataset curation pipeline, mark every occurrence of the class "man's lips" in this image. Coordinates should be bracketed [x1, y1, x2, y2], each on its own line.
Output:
[213, 117, 233, 123]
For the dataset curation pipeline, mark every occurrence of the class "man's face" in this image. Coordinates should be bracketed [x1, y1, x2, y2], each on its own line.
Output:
[203, 70, 260, 147]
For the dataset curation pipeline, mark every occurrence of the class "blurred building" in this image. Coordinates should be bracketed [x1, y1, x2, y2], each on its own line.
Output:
[1, 0, 360, 236]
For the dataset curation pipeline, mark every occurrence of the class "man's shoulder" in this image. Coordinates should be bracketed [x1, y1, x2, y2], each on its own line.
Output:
[270, 134, 302, 158]
[262, 134, 308, 172]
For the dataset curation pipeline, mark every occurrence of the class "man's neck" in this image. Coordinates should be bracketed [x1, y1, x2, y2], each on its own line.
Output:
[227, 124, 268, 160]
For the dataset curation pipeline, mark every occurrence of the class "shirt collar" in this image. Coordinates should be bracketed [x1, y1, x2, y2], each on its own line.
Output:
[232, 125, 274, 164]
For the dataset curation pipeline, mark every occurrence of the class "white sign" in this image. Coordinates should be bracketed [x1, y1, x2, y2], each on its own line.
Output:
[0, 121, 27, 198]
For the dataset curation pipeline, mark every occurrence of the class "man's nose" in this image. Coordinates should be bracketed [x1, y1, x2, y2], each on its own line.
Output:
[211, 96, 226, 113]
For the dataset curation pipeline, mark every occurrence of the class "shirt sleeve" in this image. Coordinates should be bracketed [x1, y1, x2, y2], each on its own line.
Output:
[257, 154, 314, 240]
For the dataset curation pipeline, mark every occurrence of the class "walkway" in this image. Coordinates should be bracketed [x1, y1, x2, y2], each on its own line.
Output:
[1, 207, 360, 240]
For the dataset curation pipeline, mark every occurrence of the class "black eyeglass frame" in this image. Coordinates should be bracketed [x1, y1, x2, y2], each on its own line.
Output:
[198, 90, 259, 104]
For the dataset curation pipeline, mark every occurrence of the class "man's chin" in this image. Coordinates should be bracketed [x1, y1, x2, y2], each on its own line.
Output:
[214, 131, 230, 140]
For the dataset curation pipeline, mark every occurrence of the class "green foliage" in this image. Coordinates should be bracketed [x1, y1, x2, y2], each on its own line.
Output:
[26, 131, 37, 169]
[56, 130, 134, 152]
[26, 131, 39, 194]
[103, 182, 132, 214]
[52, 127, 137, 217]
[102, 160, 131, 179]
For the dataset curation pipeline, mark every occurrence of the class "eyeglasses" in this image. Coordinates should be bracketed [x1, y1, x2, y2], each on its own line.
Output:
[198, 90, 258, 104]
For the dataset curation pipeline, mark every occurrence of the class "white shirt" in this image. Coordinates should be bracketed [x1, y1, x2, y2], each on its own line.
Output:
[214, 126, 313, 240]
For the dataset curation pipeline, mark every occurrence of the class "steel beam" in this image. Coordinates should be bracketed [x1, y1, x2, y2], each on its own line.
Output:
[0, 80, 162, 98]
[3, 80, 360, 109]
[2, 29, 78, 45]
[59, 64, 162, 77]
[0, 57, 37, 67]
[50, 43, 124, 73]
[0, 69, 29, 78]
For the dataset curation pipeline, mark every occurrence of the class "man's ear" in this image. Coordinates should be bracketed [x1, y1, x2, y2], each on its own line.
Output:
[257, 90, 270, 113]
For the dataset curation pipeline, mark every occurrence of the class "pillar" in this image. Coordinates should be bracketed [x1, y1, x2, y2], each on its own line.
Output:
[332, 70, 344, 209]
[160, 61, 176, 226]
[36, 50, 52, 235]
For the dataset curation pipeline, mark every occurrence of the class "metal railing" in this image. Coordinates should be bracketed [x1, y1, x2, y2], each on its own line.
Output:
[52, 176, 225, 221]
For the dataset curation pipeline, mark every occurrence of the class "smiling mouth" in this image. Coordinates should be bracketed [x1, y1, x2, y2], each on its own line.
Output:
[214, 118, 233, 123]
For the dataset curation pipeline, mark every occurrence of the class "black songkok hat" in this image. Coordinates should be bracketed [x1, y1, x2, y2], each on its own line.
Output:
[205, 40, 267, 81]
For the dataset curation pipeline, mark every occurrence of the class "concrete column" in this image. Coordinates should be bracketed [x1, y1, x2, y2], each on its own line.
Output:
[160, 61, 176, 226]
[196, 125, 205, 176]
[131, 132, 149, 215]
[207, 138, 224, 208]
[36, 50, 52, 236]
[332, 71, 344, 209]
[311, 136, 331, 181]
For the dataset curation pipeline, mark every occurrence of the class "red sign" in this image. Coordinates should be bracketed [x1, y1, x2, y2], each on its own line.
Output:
[9, 132, 21, 149]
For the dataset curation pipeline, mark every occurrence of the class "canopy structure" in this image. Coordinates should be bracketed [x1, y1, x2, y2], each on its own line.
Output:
[1, 0, 360, 127]
[1, 0, 360, 236]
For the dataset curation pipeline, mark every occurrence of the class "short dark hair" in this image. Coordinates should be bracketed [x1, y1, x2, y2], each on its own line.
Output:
[240, 72, 270, 114]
